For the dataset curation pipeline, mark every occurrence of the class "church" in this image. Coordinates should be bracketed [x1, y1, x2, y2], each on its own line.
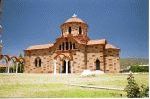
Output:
[24, 14, 120, 74]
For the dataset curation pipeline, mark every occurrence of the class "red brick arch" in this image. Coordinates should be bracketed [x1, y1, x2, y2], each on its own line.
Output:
[2, 55, 11, 62]
[11, 56, 19, 63]
[0, 55, 25, 64]
[54, 53, 73, 60]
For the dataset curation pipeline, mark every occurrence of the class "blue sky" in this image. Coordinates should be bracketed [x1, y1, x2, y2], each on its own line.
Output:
[1, 0, 148, 58]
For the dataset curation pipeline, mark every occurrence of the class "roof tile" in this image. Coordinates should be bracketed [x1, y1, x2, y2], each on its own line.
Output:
[87, 39, 106, 45]
[105, 43, 120, 49]
[64, 17, 86, 24]
[26, 43, 53, 50]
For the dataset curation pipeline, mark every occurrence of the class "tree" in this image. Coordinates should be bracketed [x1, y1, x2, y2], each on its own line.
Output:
[124, 73, 140, 98]
[19, 53, 23, 58]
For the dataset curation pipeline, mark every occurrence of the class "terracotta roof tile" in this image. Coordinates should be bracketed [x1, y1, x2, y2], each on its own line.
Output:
[64, 17, 86, 24]
[105, 43, 120, 49]
[26, 43, 53, 50]
[87, 39, 106, 45]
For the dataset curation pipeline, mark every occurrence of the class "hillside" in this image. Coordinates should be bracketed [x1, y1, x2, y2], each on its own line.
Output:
[120, 58, 149, 69]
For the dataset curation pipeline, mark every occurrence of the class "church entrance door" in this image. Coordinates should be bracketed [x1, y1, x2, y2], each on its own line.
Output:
[96, 59, 100, 70]
[62, 60, 71, 73]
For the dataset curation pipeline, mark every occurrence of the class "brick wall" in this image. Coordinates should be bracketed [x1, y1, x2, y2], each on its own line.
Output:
[24, 44, 120, 73]
[87, 45, 105, 71]
[24, 49, 54, 73]
[61, 23, 88, 37]
[104, 49, 120, 73]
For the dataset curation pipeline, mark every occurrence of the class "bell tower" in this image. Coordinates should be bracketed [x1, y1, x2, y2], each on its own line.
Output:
[60, 14, 88, 37]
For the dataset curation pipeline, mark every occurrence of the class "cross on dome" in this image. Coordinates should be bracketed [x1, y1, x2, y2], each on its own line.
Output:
[72, 13, 77, 18]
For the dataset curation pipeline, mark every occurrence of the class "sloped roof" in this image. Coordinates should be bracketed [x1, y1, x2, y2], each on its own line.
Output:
[105, 43, 120, 50]
[25, 43, 54, 50]
[87, 39, 106, 45]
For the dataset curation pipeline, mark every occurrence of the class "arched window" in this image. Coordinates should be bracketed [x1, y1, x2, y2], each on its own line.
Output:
[96, 59, 100, 70]
[59, 45, 61, 50]
[68, 27, 71, 34]
[35, 57, 42, 67]
[70, 42, 72, 49]
[62, 60, 71, 73]
[39, 59, 41, 67]
[62, 42, 65, 50]
[79, 26, 82, 34]
[35, 59, 38, 67]
[66, 42, 68, 50]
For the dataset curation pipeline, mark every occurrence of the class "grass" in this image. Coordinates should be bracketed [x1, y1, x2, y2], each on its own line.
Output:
[0, 73, 148, 98]
[80, 73, 149, 88]
[0, 83, 125, 98]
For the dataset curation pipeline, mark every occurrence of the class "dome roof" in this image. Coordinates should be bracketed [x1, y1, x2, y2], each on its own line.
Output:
[63, 14, 87, 24]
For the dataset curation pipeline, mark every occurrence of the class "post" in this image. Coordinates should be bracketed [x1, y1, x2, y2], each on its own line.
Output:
[7, 62, 9, 73]
[71, 61, 73, 74]
[16, 62, 18, 73]
[65, 59, 69, 75]
[7, 66, 9, 73]
[53, 59, 57, 75]
[60, 61, 62, 74]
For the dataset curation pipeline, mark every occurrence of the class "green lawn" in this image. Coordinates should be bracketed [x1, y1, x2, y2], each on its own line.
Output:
[0, 73, 148, 98]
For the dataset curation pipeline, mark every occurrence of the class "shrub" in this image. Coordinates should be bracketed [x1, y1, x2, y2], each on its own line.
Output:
[0, 67, 6, 73]
[124, 73, 140, 98]
[130, 65, 149, 72]
[124, 73, 149, 98]
[140, 84, 149, 97]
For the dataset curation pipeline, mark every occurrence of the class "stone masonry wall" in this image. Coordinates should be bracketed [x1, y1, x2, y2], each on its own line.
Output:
[73, 44, 86, 73]
[24, 43, 120, 73]
[55, 42, 86, 73]
[104, 49, 120, 73]
[87, 44, 105, 71]
[24, 49, 54, 73]
[61, 23, 88, 37]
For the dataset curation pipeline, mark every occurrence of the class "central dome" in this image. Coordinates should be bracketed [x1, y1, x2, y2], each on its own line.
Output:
[62, 14, 87, 25]
[64, 14, 86, 24]
[60, 14, 88, 37]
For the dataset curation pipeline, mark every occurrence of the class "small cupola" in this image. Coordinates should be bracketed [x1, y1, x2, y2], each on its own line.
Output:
[60, 14, 88, 37]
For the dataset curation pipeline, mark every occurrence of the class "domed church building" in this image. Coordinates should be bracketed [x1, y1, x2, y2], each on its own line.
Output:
[24, 14, 120, 74]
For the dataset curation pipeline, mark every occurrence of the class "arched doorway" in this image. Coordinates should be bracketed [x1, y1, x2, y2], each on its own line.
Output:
[96, 59, 100, 70]
[62, 60, 71, 73]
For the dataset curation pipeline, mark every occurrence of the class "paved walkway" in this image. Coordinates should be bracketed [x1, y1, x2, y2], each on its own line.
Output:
[68, 84, 124, 91]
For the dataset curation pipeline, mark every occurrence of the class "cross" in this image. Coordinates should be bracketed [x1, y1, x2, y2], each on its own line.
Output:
[72, 13, 77, 17]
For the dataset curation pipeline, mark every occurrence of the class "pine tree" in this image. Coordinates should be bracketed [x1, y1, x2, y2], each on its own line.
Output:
[124, 73, 140, 98]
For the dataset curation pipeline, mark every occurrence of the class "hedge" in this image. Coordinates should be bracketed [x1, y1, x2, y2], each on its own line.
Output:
[130, 66, 149, 72]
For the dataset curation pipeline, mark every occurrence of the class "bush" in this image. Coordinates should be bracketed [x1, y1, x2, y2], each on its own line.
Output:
[0, 67, 6, 73]
[124, 73, 140, 98]
[140, 85, 149, 97]
[124, 73, 149, 98]
[130, 65, 149, 72]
